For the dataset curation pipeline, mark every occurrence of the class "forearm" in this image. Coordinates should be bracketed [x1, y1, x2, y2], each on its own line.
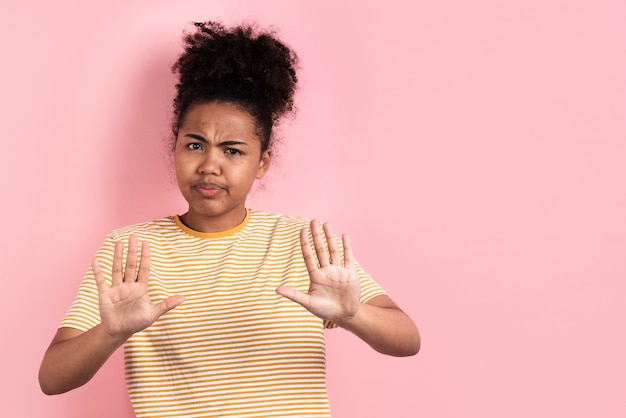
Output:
[337, 297, 420, 357]
[39, 324, 128, 395]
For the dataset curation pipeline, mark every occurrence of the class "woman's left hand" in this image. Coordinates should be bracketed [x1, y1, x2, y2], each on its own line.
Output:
[276, 220, 361, 325]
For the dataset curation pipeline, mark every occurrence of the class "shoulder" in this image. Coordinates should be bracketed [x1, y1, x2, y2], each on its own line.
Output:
[248, 209, 313, 232]
[105, 217, 178, 242]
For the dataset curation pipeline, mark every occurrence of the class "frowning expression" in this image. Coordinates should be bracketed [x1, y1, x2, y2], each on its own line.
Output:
[174, 101, 271, 232]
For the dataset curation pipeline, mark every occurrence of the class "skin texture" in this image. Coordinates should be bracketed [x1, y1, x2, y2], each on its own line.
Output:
[39, 101, 419, 396]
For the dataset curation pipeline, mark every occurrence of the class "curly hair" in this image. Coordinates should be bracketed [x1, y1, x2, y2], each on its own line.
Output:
[171, 21, 299, 152]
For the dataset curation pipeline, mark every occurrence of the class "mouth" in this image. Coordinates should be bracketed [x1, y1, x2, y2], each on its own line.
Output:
[194, 182, 225, 197]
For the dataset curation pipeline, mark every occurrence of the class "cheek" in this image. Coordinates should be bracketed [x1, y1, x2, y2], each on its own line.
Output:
[173, 155, 191, 183]
[174, 148, 189, 169]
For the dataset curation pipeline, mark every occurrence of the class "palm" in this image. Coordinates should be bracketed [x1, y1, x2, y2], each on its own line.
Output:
[276, 221, 361, 325]
[98, 280, 157, 336]
[93, 236, 184, 339]
[305, 263, 360, 322]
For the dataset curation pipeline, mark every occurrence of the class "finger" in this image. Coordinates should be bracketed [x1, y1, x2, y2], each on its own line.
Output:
[310, 220, 330, 267]
[323, 223, 342, 266]
[92, 258, 109, 295]
[136, 240, 151, 284]
[300, 227, 318, 274]
[276, 285, 311, 310]
[124, 235, 138, 282]
[342, 233, 355, 269]
[111, 240, 124, 286]
[152, 295, 185, 319]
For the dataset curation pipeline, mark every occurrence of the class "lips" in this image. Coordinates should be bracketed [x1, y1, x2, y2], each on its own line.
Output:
[194, 182, 225, 197]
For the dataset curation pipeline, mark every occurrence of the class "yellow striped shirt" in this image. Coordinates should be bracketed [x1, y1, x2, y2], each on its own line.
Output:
[60, 209, 386, 417]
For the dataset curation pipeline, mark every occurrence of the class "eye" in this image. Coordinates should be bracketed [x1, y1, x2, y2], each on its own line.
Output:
[187, 143, 202, 151]
[225, 148, 242, 156]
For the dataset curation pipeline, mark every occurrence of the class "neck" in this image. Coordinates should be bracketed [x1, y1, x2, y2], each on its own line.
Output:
[179, 207, 248, 233]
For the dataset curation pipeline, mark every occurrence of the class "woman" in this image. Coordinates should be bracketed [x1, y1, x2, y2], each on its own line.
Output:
[39, 21, 419, 417]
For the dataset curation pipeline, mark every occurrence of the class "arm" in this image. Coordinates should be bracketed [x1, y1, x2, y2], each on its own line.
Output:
[339, 294, 420, 356]
[276, 221, 420, 357]
[39, 236, 184, 395]
[39, 325, 126, 395]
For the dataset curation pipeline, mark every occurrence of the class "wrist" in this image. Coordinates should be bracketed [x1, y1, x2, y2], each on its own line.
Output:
[97, 323, 131, 347]
[335, 303, 363, 330]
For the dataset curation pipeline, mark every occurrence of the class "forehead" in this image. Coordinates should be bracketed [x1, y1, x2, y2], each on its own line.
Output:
[181, 102, 258, 137]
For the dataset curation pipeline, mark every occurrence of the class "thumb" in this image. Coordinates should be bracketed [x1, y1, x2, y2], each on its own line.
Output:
[152, 295, 185, 319]
[276, 286, 311, 310]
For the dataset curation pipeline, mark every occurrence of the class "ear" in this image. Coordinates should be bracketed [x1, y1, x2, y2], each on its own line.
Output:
[256, 149, 272, 179]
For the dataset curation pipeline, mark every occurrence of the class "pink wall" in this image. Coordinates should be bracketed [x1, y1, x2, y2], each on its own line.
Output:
[1, 0, 625, 417]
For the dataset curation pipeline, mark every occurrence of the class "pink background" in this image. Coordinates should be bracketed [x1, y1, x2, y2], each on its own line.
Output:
[1, 1, 625, 417]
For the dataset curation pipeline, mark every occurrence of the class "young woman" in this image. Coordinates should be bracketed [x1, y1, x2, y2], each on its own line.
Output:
[39, 21, 420, 417]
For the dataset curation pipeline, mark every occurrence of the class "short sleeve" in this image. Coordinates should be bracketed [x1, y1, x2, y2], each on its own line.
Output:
[58, 234, 117, 332]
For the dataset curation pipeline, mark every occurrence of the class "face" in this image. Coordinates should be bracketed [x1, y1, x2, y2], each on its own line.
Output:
[174, 101, 271, 232]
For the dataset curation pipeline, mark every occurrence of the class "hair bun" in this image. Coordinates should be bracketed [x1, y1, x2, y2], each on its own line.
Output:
[171, 21, 299, 149]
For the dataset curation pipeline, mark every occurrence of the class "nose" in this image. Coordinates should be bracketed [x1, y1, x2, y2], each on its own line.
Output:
[198, 149, 221, 175]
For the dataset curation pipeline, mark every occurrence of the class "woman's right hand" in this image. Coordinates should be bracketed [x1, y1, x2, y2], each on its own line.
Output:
[93, 235, 184, 339]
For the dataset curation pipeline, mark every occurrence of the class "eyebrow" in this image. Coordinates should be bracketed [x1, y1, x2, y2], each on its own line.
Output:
[184, 133, 248, 146]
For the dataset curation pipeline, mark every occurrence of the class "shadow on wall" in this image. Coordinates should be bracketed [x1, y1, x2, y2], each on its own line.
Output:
[105, 39, 186, 227]
[49, 34, 187, 418]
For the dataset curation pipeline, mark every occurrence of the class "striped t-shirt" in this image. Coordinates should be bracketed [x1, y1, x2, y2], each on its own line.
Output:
[60, 209, 386, 417]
